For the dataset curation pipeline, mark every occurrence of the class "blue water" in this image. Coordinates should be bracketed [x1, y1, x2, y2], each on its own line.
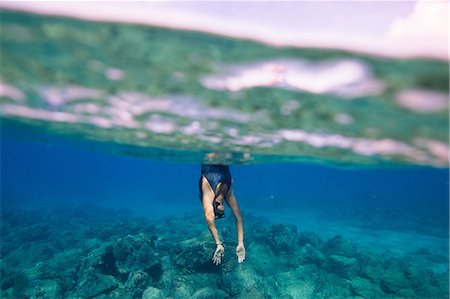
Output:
[2, 135, 448, 244]
[3, 137, 448, 213]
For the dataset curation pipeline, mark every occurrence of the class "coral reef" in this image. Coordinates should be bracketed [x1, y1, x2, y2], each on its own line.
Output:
[0, 205, 448, 298]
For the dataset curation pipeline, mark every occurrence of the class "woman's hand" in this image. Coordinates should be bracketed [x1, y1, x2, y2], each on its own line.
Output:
[212, 244, 225, 265]
[236, 243, 246, 263]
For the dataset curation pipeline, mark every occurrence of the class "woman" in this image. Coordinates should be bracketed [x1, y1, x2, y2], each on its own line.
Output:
[199, 163, 246, 265]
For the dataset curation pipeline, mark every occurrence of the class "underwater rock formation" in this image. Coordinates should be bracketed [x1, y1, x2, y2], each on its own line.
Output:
[113, 234, 160, 277]
[357, 250, 384, 283]
[324, 255, 360, 279]
[0, 206, 448, 298]
[76, 271, 118, 298]
[350, 277, 384, 298]
[298, 243, 326, 267]
[142, 286, 163, 299]
[268, 223, 299, 253]
[324, 234, 358, 258]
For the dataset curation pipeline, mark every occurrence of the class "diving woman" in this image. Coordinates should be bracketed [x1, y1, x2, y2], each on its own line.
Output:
[199, 164, 246, 265]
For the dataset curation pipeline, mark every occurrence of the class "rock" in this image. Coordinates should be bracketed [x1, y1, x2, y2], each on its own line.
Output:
[174, 243, 219, 274]
[1, 288, 14, 299]
[268, 224, 299, 253]
[0, 261, 14, 290]
[324, 235, 357, 258]
[383, 256, 405, 270]
[113, 234, 160, 277]
[158, 256, 187, 298]
[40, 248, 83, 280]
[142, 287, 163, 299]
[298, 243, 326, 267]
[325, 255, 359, 279]
[172, 283, 193, 299]
[98, 245, 119, 276]
[412, 247, 432, 256]
[221, 265, 266, 297]
[315, 273, 352, 299]
[380, 268, 411, 294]
[78, 243, 113, 275]
[82, 238, 103, 253]
[403, 264, 432, 288]
[298, 231, 322, 248]
[273, 270, 316, 299]
[58, 267, 78, 294]
[381, 250, 402, 261]
[316, 286, 352, 299]
[246, 243, 281, 276]
[77, 272, 118, 298]
[21, 279, 62, 299]
[40, 280, 62, 298]
[124, 270, 150, 298]
[18, 223, 52, 242]
[237, 287, 267, 299]
[357, 251, 383, 283]
[415, 285, 443, 298]
[350, 277, 383, 298]
[434, 271, 450, 295]
[190, 287, 228, 299]
[103, 287, 133, 299]
[9, 270, 31, 298]
[397, 288, 416, 298]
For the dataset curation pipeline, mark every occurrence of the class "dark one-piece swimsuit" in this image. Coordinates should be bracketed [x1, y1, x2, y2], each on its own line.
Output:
[199, 164, 232, 219]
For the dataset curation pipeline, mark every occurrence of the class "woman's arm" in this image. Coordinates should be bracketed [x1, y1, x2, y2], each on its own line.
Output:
[203, 204, 225, 265]
[200, 176, 225, 265]
[202, 201, 221, 245]
[226, 188, 246, 263]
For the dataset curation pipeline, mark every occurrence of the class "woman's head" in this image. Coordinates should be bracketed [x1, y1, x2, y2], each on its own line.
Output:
[213, 199, 225, 219]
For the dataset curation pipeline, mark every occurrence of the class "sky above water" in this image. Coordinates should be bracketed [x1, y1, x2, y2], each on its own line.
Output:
[1, 0, 447, 59]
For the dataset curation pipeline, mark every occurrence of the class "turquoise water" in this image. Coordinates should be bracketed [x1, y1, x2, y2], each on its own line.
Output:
[0, 9, 449, 299]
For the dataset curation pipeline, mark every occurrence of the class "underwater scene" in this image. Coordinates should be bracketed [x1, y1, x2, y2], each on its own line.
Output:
[1, 3, 449, 299]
